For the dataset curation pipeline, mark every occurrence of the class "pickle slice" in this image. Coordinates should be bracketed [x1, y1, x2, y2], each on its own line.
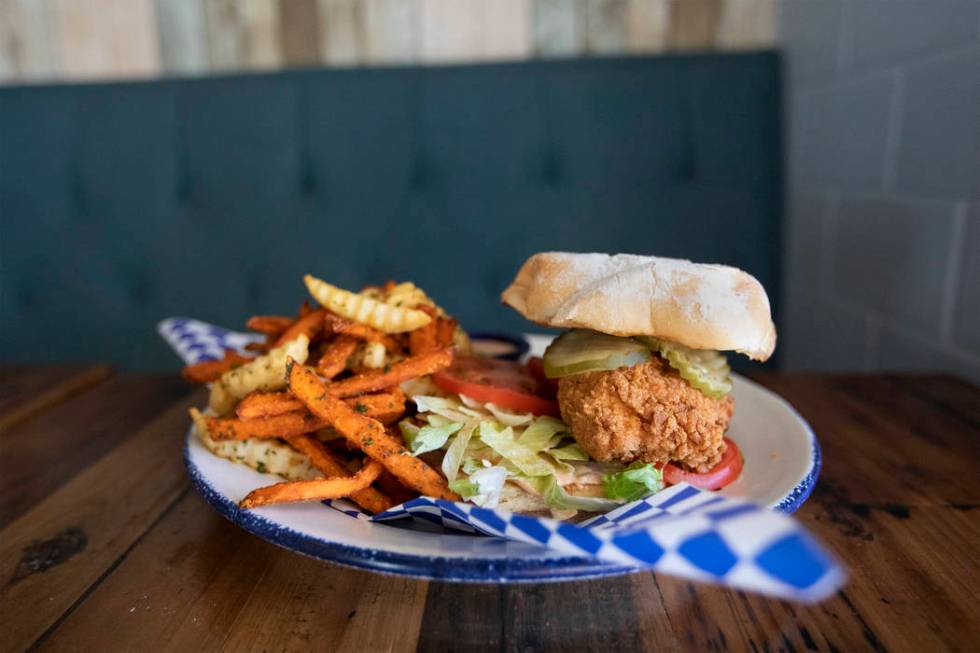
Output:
[543, 330, 652, 378]
[636, 337, 732, 399]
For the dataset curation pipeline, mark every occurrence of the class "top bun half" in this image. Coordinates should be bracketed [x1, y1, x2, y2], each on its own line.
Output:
[501, 252, 776, 361]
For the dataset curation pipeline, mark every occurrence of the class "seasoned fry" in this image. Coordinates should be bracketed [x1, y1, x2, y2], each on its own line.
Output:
[327, 316, 402, 353]
[274, 309, 326, 347]
[327, 347, 454, 397]
[317, 335, 359, 378]
[409, 321, 437, 355]
[246, 315, 294, 335]
[375, 470, 418, 505]
[288, 359, 459, 500]
[191, 408, 320, 480]
[208, 411, 325, 440]
[435, 317, 458, 348]
[239, 459, 384, 509]
[182, 349, 252, 384]
[304, 274, 431, 334]
[208, 335, 310, 415]
[244, 341, 272, 353]
[236, 388, 406, 423]
[287, 434, 394, 513]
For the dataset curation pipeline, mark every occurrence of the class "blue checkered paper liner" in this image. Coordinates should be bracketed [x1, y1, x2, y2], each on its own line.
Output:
[161, 317, 845, 602]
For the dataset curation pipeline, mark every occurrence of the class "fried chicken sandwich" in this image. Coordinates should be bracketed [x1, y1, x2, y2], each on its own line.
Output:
[502, 252, 776, 490]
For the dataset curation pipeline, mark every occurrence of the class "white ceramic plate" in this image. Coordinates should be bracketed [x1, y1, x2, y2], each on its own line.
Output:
[184, 373, 820, 582]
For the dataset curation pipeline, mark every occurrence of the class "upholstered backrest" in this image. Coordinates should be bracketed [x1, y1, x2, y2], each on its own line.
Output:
[0, 53, 781, 369]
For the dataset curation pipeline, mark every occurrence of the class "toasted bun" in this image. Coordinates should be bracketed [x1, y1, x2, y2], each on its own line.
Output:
[501, 252, 776, 361]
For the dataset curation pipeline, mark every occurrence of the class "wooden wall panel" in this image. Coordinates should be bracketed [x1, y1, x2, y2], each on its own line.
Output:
[626, 0, 668, 53]
[0, 0, 60, 82]
[585, 0, 628, 54]
[319, 0, 363, 65]
[204, 0, 281, 71]
[53, 0, 160, 80]
[533, 0, 584, 57]
[363, 0, 420, 64]
[0, 0, 776, 83]
[155, 0, 208, 75]
[667, 0, 722, 51]
[279, 0, 321, 66]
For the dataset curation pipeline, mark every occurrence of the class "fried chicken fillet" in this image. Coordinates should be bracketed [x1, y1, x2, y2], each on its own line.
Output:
[556, 357, 734, 472]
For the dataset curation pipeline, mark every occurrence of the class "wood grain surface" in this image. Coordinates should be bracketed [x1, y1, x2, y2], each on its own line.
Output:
[0, 366, 977, 652]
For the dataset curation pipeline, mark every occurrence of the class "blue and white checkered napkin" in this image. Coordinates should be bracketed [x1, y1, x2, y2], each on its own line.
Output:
[161, 317, 845, 602]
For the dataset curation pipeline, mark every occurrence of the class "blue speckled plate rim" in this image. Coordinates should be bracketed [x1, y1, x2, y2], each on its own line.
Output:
[183, 414, 821, 583]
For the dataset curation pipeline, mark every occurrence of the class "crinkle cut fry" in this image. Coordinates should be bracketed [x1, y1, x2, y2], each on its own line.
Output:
[287, 434, 394, 513]
[287, 358, 459, 500]
[327, 347, 454, 398]
[239, 459, 384, 509]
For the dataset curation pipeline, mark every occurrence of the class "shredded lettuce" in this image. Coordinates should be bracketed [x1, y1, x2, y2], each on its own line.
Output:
[602, 462, 663, 501]
[477, 422, 556, 477]
[518, 416, 568, 449]
[541, 477, 623, 512]
[441, 423, 477, 482]
[449, 465, 509, 507]
[462, 458, 485, 475]
[399, 419, 461, 455]
[548, 443, 589, 461]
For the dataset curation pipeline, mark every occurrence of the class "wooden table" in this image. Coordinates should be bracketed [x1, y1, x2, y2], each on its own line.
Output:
[1, 366, 978, 652]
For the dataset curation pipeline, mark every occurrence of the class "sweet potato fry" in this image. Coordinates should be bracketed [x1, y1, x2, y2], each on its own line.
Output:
[182, 349, 252, 384]
[208, 412, 325, 441]
[275, 309, 326, 347]
[317, 335, 359, 378]
[244, 341, 272, 353]
[236, 388, 406, 424]
[408, 320, 437, 355]
[328, 316, 402, 353]
[375, 470, 418, 505]
[287, 434, 394, 513]
[287, 359, 459, 500]
[435, 317, 458, 348]
[246, 315, 294, 335]
[327, 347, 454, 398]
[239, 459, 384, 509]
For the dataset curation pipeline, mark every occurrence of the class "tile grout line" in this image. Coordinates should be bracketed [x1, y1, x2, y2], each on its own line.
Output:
[880, 66, 904, 191]
[938, 201, 967, 344]
[26, 484, 193, 652]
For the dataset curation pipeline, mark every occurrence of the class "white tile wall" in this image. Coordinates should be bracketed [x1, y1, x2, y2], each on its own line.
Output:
[778, 0, 980, 385]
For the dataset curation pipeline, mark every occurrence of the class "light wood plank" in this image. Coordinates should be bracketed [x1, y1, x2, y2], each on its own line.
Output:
[626, 0, 669, 53]
[0, 390, 203, 652]
[715, 0, 775, 50]
[532, 0, 584, 57]
[204, 0, 281, 71]
[279, 0, 321, 66]
[585, 0, 628, 54]
[480, 0, 531, 60]
[363, 0, 419, 64]
[0, 0, 60, 82]
[422, 0, 530, 63]
[666, 0, 721, 51]
[319, 0, 363, 65]
[52, 0, 161, 79]
[155, 0, 209, 75]
[420, 0, 479, 63]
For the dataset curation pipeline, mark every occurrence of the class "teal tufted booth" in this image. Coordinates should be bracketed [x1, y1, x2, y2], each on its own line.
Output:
[0, 53, 781, 369]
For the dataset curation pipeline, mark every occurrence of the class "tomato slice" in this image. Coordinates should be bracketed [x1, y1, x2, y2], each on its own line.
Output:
[526, 356, 558, 399]
[432, 356, 560, 416]
[663, 438, 743, 490]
